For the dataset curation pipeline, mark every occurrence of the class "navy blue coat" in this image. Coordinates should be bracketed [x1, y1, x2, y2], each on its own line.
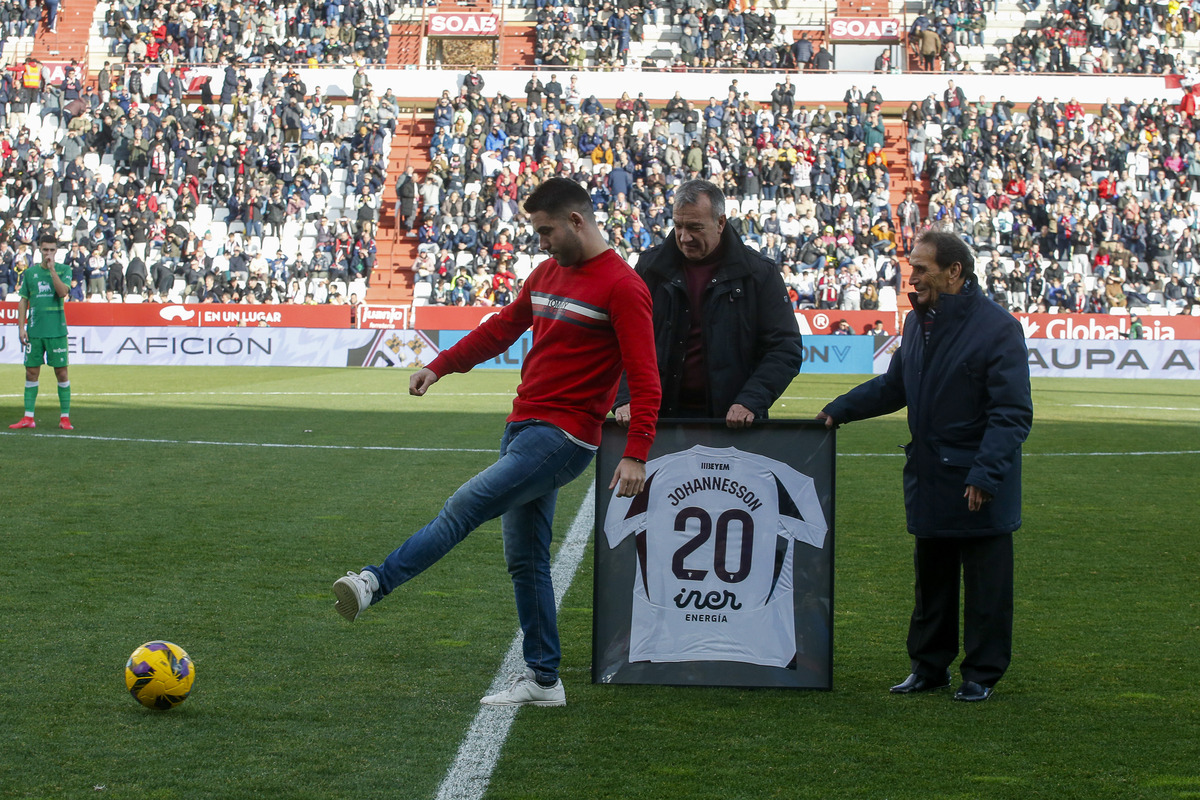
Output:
[824, 281, 1032, 537]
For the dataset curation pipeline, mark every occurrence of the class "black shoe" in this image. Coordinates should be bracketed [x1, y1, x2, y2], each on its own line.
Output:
[953, 680, 993, 702]
[889, 670, 952, 694]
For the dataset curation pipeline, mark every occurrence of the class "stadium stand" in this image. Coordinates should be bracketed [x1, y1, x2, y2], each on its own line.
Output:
[3, 0, 1200, 322]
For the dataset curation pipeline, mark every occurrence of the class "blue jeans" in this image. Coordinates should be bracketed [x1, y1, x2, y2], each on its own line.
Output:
[366, 420, 594, 682]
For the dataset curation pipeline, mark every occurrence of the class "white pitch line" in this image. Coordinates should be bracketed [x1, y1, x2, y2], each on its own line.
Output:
[1067, 403, 1200, 412]
[434, 484, 596, 800]
[0, 391, 514, 399]
[5, 430, 1199, 459]
[0, 430, 495, 453]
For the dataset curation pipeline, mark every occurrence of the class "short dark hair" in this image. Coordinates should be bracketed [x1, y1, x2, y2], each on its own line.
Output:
[523, 177, 593, 220]
[38, 234, 57, 247]
[673, 179, 725, 221]
[915, 230, 974, 281]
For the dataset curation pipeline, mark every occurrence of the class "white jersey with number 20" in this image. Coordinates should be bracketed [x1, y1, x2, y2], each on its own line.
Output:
[604, 445, 827, 667]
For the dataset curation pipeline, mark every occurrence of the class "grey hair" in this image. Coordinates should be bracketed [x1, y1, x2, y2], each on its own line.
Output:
[673, 179, 726, 222]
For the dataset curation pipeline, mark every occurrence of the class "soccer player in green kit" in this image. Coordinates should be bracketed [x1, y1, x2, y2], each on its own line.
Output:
[10, 234, 73, 430]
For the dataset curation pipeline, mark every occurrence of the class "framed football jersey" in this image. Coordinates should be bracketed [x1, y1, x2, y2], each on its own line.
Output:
[593, 420, 835, 689]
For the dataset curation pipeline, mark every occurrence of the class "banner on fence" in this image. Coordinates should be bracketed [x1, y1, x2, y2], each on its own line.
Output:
[871, 337, 1200, 379]
[0, 302, 353, 328]
[0, 327, 433, 368]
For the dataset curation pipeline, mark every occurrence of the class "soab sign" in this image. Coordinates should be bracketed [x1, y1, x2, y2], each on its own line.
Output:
[428, 13, 500, 37]
[827, 17, 901, 42]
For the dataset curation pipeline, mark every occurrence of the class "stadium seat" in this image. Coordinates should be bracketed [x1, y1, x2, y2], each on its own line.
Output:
[124, 294, 145, 303]
[879, 286, 898, 311]
[513, 253, 533, 280]
[193, 205, 213, 230]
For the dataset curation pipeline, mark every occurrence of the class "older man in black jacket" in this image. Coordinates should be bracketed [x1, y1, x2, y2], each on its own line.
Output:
[818, 231, 1032, 702]
[614, 179, 802, 427]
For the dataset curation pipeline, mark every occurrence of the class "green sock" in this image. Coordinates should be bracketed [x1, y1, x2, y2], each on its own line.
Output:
[24, 381, 38, 416]
[57, 381, 70, 417]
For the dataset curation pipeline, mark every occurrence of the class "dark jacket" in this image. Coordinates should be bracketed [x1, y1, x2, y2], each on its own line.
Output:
[616, 224, 803, 419]
[823, 281, 1032, 537]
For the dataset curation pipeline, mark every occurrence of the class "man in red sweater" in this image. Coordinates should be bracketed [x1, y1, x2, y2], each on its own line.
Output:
[333, 178, 660, 707]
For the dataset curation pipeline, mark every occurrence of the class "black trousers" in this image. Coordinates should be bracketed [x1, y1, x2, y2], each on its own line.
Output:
[908, 533, 1013, 687]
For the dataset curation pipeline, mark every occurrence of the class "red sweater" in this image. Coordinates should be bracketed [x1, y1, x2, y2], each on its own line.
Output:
[427, 248, 660, 461]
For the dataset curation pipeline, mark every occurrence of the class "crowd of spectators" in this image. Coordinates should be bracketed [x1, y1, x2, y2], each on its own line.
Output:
[99, 0, 394, 66]
[0, 57, 396, 305]
[3, 0, 1200, 320]
[906, 82, 1200, 314]
[403, 69, 905, 312]
[528, 1, 839, 73]
[910, 0, 1200, 76]
[404, 68, 1200, 317]
[1, 0, 56, 39]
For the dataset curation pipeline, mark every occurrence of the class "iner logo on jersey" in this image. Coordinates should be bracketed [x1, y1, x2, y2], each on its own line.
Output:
[674, 588, 742, 611]
[605, 445, 827, 667]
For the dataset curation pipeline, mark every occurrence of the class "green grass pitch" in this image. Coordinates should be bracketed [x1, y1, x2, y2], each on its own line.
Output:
[0, 365, 1197, 799]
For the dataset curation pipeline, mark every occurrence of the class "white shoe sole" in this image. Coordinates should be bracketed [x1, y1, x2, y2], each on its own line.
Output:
[480, 696, 566, 707]
[332, 577, 365, 622]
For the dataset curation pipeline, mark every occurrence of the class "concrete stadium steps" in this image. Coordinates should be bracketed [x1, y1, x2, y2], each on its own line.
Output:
[882, 120, 915, 313]
[501, 23, 537, 68]
[365, 113, 434, 306]
[894, 255, 912, 313]
[368, 238, 416, 304]
[29, 0, 95, 63]
[884, 119, 918, 214]
[390, 21, 426, 67]
[839, 0, 889, 15]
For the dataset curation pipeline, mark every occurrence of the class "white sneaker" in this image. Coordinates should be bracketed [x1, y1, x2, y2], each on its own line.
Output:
[480, 668, 566, 707]
[333, 570, 378, 622]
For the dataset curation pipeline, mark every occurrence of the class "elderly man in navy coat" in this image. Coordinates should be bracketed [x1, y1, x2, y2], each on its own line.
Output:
[818, 230, 1032, 702]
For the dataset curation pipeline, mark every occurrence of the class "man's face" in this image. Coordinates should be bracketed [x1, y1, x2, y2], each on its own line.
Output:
[909, 241, 962, 311]
[40, 244, 56, 265]
[673, 195, 725, 261]
[531, 209, 586, 267]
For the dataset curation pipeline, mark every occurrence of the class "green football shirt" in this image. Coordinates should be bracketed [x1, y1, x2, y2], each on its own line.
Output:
[19, 262, 71, 339]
